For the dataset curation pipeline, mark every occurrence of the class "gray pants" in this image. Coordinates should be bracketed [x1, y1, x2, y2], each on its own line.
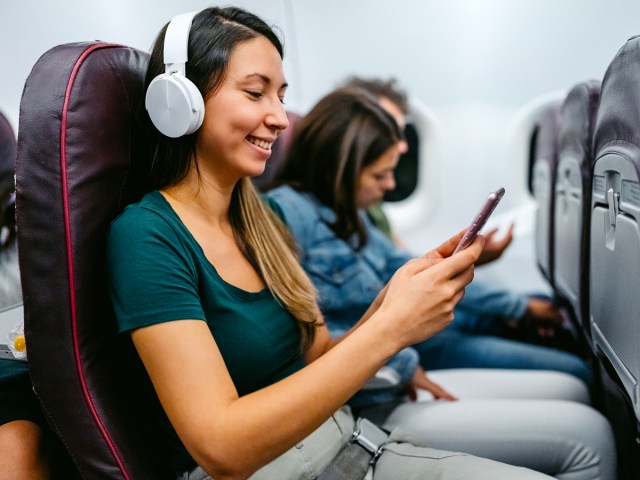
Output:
[179, 407, 551, 480]
[366, 370, 615, 480]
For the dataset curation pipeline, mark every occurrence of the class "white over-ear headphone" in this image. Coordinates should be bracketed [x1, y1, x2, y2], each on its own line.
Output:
[145, 11, 205, 138]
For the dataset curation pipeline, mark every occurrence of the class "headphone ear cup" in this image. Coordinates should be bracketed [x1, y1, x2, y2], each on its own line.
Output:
[145, 73, 205, 138]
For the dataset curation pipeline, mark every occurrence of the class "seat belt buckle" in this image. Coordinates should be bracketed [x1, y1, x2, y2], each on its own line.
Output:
[351, 417, 389, 463]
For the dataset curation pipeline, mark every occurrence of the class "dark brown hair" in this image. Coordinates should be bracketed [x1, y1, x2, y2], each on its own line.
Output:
[143, 7, 284, 189]
[342, 76, 408, 115]
[275, 87, 401, 248]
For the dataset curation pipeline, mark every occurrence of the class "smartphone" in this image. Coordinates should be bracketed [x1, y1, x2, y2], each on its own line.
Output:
[453, 187, 506, 254]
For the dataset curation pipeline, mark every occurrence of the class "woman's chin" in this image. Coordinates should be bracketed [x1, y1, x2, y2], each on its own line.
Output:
[247, 165, 267, 178]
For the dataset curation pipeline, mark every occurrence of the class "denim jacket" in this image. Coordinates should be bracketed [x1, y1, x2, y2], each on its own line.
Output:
[265, 185, 529, 403]
[265, 185, 410, 328]
[265, 185, 528, 326]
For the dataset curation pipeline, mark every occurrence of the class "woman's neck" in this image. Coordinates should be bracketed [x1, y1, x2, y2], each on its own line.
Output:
[161, 169, 236, 228]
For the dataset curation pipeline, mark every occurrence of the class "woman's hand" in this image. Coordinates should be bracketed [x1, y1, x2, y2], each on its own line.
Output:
[422, 228, 484, 261]
[476, 223, 515, 265]
[374, 231, 485, 350]
[405, 366, 458, 401]
[354, 229, 485, 332]
[519, 297, 565, 337]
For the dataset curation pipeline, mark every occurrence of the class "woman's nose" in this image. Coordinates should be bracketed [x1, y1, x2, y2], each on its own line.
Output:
[384, 174, 396, 191]
[266, 101, 289, 132]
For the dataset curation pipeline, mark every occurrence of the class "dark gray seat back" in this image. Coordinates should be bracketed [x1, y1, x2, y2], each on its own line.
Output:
[590, 35, 640, 422]
[553, 80, 600, 341]
[531, 102, 562, 286]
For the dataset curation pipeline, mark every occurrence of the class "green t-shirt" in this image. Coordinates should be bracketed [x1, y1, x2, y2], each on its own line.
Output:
[107, 191, 306, 472]
[366, 202, 393, 239]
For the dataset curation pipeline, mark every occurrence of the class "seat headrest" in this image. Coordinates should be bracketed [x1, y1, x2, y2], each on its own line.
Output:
[594, 35, 640, 171]
[534, 103, 562, 166]
[559, 80, 601, 167]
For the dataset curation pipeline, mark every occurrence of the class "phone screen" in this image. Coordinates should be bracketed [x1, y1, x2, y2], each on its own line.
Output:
[453, 187, 505, 254]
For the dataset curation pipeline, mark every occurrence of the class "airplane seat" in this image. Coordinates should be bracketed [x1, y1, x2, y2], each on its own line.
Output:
[1, 105, 80, 477]
[0, 110, 19, 351]
[0, 110, 16, 247]
[16, 42, 173, 479]
[590, 34, 640, 428]
[553, 80, 600, 345]
[252, 110, 301, 191]
[531, 102, 562, 287]
[0, 111, 16, 179]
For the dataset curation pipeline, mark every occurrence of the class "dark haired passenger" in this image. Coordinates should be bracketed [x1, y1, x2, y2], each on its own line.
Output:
[106, 7, 555, 480]
[265, 87, 615, 479]
[278, 76, 590, 386]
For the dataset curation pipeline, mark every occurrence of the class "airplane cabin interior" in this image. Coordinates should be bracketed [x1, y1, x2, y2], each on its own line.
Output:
[1, 1, 640, 478]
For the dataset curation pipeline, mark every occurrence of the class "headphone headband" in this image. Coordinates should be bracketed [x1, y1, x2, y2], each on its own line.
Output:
[163, 11, 198, 75]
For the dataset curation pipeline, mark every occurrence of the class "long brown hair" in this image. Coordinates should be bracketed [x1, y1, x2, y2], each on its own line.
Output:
[231, 178, 321, 351]
[145, 7, 321, 351]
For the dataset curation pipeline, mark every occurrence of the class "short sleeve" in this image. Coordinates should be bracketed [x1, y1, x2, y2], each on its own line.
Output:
[106, 207, 206, 333]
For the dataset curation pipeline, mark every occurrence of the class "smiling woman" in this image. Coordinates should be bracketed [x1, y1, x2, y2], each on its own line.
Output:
[105, 6, 556, 480]
[196, 43, 289, 178]
[6, 1, 640, 478]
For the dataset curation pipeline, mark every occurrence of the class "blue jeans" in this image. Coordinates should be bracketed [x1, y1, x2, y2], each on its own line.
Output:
[413, 312, 593, 386]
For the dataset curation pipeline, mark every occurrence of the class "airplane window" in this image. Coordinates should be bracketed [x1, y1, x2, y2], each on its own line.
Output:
[384, 123, 419, 202]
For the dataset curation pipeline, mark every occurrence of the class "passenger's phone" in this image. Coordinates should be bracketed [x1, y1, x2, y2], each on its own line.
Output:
[453, 187, 506, 254]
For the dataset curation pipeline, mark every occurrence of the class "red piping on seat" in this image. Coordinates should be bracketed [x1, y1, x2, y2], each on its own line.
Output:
[60, 42, 131, 480]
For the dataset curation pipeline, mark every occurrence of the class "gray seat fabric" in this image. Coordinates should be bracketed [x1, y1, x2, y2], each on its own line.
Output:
[531, 102, 563, 286]
[590, 35, 640, 423]
[553, 80, 600, 343]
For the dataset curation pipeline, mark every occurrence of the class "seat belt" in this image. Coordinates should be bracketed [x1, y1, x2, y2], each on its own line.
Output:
[318, 417, 389, 480]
